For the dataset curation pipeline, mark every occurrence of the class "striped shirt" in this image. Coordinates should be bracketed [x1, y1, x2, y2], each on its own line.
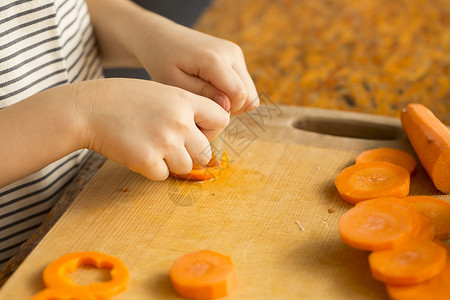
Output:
[0, 0, 103, 269]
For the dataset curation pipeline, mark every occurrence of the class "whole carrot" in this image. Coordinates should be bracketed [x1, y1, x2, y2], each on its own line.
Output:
[401, 104, 450, 194]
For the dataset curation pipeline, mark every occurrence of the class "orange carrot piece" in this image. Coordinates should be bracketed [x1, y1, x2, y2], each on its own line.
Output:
[356, 197, 425, 238]
[386, 241, 450, 300]
[386, 265, 450, 300]
[369, 240, 447, 285]
[334, 162, 410, 205]
[169, 250, 236, 300]
[170, 152, 229, 181]
[43, 252, 129, 300]
[355, 148, 417, 175]
[401, 103, 450, 194]
[403, 196, 450, 240]
[411, 215, 435, 241]
[29, 288, 96, 300]
[339, 199, 414, 251]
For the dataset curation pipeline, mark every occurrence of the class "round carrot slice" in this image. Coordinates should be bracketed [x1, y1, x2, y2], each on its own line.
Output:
[356, 197, 423, 237]
[334, 162, 410, 205]
[169, 250, 236, 300]
[369, 240, 447, 285]
[170, 152, 229, 181]
[339, 201, 414, 251]
[403, 196, 450, 240]
[386, 265, 450, 300]
[43, 251, 129, 300]
[355, 147, 417, 174]
[411, 215, 435, 241]
[29, 288, 96, 300]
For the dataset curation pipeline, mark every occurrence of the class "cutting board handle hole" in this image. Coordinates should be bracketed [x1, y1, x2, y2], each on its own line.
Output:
[292, 117, 404, 140]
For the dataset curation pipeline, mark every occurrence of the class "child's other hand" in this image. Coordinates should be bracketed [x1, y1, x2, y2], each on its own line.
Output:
[77, 78, 229, 180]
[135, 23, 259, 115]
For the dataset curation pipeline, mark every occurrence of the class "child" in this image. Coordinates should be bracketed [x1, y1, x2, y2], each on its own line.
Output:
[0, 0, 258, 269]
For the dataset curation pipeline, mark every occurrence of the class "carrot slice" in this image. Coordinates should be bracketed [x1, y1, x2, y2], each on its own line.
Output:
[355, 148, 417, 175]
[334, 162, 410, 205]
[29, 288, 96, 300]
[339, 200, 414, 251]
[170, 152, 229, 181]
[386, 265, 450, 300]
[356, 197, 425, 238]
[401, 103, 450, 194]
[169, 250, 236, 300]
[386, 242, 450, 299]
[403, 196, 450, 240]
[369, 240, 447, 285]
[411, 215, 435, 241]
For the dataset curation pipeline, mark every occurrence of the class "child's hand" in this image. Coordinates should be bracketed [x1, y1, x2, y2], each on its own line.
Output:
[136, 24, 259, 115]
[86, 0, 259, 115]
[77, 78, 229, 180]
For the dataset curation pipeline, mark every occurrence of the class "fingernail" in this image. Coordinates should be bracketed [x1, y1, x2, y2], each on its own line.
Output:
[214, 94, 231, 112]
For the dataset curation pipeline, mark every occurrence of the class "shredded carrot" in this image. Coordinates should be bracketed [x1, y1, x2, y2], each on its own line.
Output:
[170, 152, 229, 181]
[401, 103, 450, 194]
[169, 250, 236, 300]
[29, 288, 96, 300]
[403, 196, 450, 240]
[334, 162, 410, 205]
[355, 148, 417, 175]
[339, 198, 415, 251]
[369, 240, 447, 285]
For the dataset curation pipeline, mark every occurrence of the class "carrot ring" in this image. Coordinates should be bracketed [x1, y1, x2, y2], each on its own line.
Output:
[43, 251, 129, 300]
[29, 288, 96, 300]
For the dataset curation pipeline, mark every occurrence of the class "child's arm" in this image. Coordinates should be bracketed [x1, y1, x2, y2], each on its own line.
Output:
[0, 79, 229, 188]
[85, 0, 259, 115]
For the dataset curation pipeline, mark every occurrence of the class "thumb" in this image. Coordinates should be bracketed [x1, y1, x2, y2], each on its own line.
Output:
[188, 94, 230, 141]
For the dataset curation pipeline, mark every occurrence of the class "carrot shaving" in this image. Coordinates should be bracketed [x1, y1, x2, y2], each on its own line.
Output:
[169, 250, 236, 300]
[355, 148, 417, 175]
[369, 240, 447, 285]
[334, 162, 410, 205]
[403, 196, 450, 240]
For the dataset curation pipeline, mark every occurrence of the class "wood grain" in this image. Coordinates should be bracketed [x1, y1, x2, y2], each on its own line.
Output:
[0, 106, 448, 299]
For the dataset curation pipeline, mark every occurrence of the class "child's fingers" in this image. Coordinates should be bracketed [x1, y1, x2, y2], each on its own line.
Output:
[185, 128, 212, 166]
[232, 64, 259, 114]
[172, 71, 231, 111]
[189, 95, 230, 140]
[163, 147, 193, 175]
[133, 155, 169, 181]
[196, 60, 247, 113]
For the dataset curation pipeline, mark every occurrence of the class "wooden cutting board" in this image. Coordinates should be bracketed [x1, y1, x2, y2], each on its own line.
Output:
[1, 105, 448, 299]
